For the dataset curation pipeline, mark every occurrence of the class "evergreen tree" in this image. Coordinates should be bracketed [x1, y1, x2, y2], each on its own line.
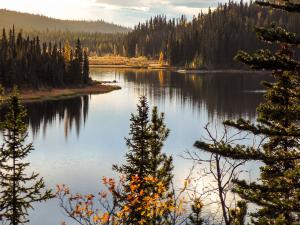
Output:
[113, 96, 151, 180]
[0, 90, 53, 225]
[74, 38, 83, 84]
[149, 106, 173, 187]
[113, 96, 174, 224]
[83, 51, 90, 84]
[0, 27, 88, 89]
[195, 1, 300, 224]
[124, 1, 300, 69]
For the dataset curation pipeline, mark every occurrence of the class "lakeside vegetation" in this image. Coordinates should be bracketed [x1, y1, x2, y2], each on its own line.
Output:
[0, 27, 90, 89]
[0, 0, 299, 225]
[3, 1, 300, 70]
[5, 82, 121, 102]
[89, 56, 167, 69]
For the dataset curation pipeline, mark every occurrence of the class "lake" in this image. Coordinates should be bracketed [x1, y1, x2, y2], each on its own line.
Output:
[18, 68, 272, 225]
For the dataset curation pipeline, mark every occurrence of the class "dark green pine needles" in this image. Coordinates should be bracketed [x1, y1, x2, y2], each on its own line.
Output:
[195, 0, 300, 224]
[113, 96, 173, 224]
[0, 91, 53, 225]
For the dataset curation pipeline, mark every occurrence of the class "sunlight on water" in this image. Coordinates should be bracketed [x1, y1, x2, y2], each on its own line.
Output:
[3, 68, 271, 225]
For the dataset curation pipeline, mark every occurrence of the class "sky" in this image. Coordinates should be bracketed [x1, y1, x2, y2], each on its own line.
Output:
[0, 0, 232, 27]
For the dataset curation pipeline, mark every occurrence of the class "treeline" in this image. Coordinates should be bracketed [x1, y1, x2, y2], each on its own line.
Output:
[0, 27, 90, 89]
[0, 9, 129, 33]
[124, 0, 300, 69]
[23, 30, 126, 56]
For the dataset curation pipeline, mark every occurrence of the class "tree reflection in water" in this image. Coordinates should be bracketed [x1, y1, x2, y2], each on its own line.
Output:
[0, 95, 89, 139]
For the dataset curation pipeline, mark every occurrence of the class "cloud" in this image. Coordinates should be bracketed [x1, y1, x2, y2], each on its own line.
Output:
[89, 0, 224, 26]
[93, 0, 215, 12]
[0, 0, 242, 27]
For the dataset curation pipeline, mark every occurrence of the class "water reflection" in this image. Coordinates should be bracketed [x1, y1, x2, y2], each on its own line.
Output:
[92, 69, 272, 121]
[0, 69, 272, 139]
[0, 69, 273, 225]
[0, 95, 90, 139]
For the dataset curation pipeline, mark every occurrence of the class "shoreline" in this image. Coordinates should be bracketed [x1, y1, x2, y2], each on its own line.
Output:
[3, 83, 121, 103]
[88, 57, 268, 73]
[90, 64, 268, 74]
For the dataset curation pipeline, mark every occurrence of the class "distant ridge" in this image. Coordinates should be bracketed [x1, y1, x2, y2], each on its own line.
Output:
[0, 9, 130, 33]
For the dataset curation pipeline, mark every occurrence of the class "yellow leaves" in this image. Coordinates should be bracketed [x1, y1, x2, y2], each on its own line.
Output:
[159, 51, 164, 66]
[57, 175, 178, 225]
[64, 40, 72, 62]
[101, 213, 110, 223]
[93, 215, 101, 222]
[115, 175, 176, 223]
[196, 202, 204, 209]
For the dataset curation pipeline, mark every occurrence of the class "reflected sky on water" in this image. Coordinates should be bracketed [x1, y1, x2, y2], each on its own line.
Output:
[3, 68, 272, 225]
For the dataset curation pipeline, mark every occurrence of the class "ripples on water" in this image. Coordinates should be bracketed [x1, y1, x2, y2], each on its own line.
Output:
[0, 69, 272, 224]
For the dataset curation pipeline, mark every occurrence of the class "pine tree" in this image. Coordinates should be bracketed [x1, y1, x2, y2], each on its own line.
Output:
[195, 1, 300, 224]
[149, 106, 173, 187]
[83, 51, 90, 84]
[113, 96, 151, 180]
[74, 38, 83, 84]
[0, 90, 53, 225]
[113, 96, 174, 224]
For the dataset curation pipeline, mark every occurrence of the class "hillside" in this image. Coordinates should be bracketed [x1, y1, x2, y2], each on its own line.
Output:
[123, 1, 300, 68]
[0, 9, 129, 33]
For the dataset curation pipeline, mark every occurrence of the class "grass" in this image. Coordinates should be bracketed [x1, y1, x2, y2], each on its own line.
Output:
[3, 82, 121, 102]
[89, 55, 168, 69]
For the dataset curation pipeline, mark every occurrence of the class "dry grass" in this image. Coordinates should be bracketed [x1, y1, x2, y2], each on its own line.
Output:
[89, 55, 167, 69]
[4, 83, 121, 102]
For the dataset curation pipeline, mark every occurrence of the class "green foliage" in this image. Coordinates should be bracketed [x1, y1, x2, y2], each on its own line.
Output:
[125, 1, 300, 69]
[83, 51, 90, 84]
[0, 27, 89, 88]
[113, 96, 174, 224]
[24, 30, 127, 57]
[195, 1, 300, 224]
[257, 0, 300, 12]
[0, 90, 53, 224]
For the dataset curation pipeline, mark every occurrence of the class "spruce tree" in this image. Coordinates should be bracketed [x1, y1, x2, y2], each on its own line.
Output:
[114, 96, 151, 180]
[195, 1, 300, 224]
[0, 90, 53, 225]
[113, 96, 173, 224]
[149, 106, 173, 187]
[83, 51, 90, 84]
[75, 38, 83, 84]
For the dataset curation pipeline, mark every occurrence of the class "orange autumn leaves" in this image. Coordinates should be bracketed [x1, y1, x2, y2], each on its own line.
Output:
[57, 176, 184, 225]
[117, 175, 174, 224]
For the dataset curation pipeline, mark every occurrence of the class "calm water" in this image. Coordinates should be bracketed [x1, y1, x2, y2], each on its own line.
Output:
[10, 68, 272, 224]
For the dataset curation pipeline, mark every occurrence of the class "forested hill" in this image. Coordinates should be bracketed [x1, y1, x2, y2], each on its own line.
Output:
[124, 1, 300, 69]
[0, 9, 129, 33]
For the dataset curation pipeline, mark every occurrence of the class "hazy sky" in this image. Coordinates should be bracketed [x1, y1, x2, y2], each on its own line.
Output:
[0, 0, 236, 27]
